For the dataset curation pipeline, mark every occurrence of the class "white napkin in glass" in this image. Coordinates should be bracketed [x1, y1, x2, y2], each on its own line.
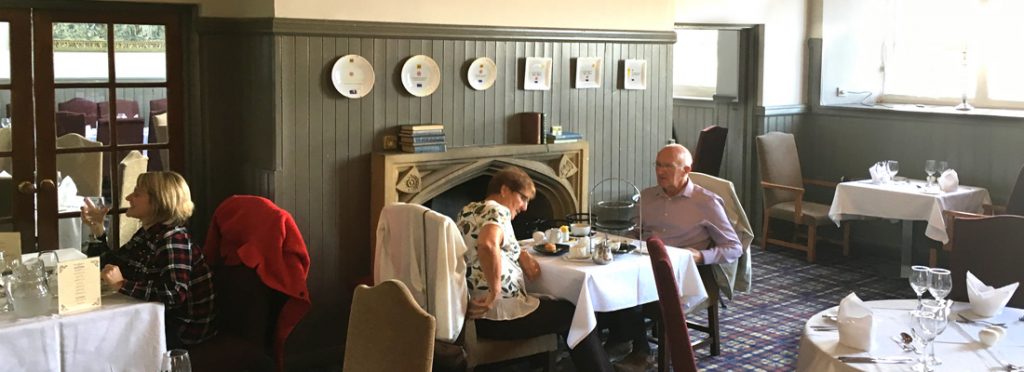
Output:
[838, 292, 875, 351]
[966, 271, 1018, 317]
[57, 176, 79, 210]
[869, 162, 884, 183]
[938, 169, 959, 192]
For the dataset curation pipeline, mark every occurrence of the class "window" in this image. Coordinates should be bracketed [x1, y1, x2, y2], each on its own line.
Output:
[882, 0, 1024, 108]
[672, 29, 718, 99]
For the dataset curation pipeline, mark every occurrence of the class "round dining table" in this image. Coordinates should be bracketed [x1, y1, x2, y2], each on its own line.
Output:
[796, 299, 1024, 371]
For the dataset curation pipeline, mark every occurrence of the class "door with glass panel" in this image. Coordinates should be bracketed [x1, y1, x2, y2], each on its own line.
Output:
[0, 9, 36, 253]
[0, 8, 181, 254]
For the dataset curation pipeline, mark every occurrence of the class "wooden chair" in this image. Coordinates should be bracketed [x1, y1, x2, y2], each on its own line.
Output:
[344, 280, 435, 372]
[948, 214, 1024, 308]
[148, 99, 168, 170]
[57, 97, 98, 125]
[55, 111, 86, 137]
[98, 99, 140, 120]
[645, 237, 699, 372]
[691, 125, 728, 177]
[755, 132, 849, 263]
[939, 163, 1024, 266]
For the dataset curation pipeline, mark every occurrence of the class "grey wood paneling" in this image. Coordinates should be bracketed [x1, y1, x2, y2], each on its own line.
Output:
[198, 19, 673, 368]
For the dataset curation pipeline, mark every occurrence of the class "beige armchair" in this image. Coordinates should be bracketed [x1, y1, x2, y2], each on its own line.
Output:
[118, 151, 148, 246]
[344, 280, 435, 372]
[755, 132, 849, 263]
[56, 133, 103, 197]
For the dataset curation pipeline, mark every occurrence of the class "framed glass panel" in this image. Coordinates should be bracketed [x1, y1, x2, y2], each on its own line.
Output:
[53, 22, 109, 83]
[113, 24, 165, 83]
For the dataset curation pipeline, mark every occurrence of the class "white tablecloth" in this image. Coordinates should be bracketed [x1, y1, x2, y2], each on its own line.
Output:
[526, 238, 707, 348]
[796, 299, 1024, 371]
[0, 294, 166, 372]
[828, 179, 991, 244]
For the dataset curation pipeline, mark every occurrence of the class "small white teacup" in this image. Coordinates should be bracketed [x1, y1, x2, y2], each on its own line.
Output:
[570, 223, 591, 237]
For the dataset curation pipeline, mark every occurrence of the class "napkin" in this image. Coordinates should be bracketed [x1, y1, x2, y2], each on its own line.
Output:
[57, 176, 79, 210]
[938, 169, 959, 192]
[966, 271, 1018, 317]
[869, 162, 884, 183]
[837, 292, 875, 351]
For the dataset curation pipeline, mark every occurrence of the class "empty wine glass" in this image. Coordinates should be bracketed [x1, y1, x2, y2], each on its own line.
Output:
[928, 268, 952, 303]
[909, 265, 930, 308]
[82, 196, 111, 243]
[161, 349, 192, 372]
[925, 160, 938, 188]
[937, 161, 949, 175]
[0, 251, 9, 312]
[887, 160, 900, 183]
[913, 302, 949, 371]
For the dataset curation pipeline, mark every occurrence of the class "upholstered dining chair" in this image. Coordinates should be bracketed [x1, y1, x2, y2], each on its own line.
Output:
[202, 195, 312, 372]
[117, 151, 147, 246]
[97, 99, 140, 120]
[755, 132, 850, 263]
[645, 237, 699, 372]
[947, 214, 1024, 308]
[55, 133, 103, 197]
[57, 97, 99, 125]
[147, 100, 168, 170]
[343, 280, 435, 372]
[691, 125, 728, 177]
[939, 163, 1024, 265]
[55, 111, 87, 137]
[0, 127, 11, 174]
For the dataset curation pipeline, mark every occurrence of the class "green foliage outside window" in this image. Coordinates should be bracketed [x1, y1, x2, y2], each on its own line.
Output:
[52, 23, 164, 52]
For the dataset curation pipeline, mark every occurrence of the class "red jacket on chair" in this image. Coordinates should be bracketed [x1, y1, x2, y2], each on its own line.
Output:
[204, 195, 311, 371]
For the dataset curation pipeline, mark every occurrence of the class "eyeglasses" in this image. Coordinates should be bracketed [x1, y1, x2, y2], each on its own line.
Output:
[515, 191, 531, 206]
[654, 162, 682, 170]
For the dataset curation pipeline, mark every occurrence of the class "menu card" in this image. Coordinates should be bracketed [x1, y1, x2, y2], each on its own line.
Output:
[56, 256, 102, 314]
[0, 232, 21, 262]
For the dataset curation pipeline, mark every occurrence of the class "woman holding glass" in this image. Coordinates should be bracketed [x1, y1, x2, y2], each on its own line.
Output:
[457, 166, 612, 371]
[81, 171, 217, 349]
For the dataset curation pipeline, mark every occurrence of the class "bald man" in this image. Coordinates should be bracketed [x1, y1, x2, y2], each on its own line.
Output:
[641, 144, 741, 264]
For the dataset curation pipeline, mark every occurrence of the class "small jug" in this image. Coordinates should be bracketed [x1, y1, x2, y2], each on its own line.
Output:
[7, 258, 52, 318]
[592, 239, 614, 265]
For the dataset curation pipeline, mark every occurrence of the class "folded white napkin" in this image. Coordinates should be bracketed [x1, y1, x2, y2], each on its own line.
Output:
[966, 271, 1018, 317]
[838, 292, 875, 351]
[57, 176, 80, 210]
[869, 162, 884, 183]
[938, 169, 959, 192]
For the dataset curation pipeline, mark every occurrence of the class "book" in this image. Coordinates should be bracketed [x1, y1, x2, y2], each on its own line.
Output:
[520, 112, 542, 144]
[399, 124, 444, 132]
[545, 138, 580, 144]
[400, 129, 444, 137]
[399, 135, 446, 144]
[401, 143, 447, 153]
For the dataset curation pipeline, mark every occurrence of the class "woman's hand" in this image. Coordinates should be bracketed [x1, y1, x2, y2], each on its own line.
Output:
[467, 291, 498, 319]
[100, 264, 125, 289]
[519, 250, 541, 281]
[81, 198, 110, 238]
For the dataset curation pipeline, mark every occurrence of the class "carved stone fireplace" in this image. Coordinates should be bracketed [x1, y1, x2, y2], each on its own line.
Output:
[370, 143, 589, 239]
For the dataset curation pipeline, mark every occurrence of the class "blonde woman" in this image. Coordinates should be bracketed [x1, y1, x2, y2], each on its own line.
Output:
[82, 171, 216, 349]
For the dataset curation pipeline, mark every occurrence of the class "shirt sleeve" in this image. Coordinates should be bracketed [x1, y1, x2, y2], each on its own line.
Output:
[119, 231, 192, 308]
[699, 196, 743, 265]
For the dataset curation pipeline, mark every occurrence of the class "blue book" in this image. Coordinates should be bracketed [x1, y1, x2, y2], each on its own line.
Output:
[400, 135, 446, 144]
[401, 143, 447, 153]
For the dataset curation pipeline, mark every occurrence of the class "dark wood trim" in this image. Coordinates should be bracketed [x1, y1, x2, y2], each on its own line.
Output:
[3, 8, 37, 252]
[32, 10, 60, 251]
[198, 17, 678, 43]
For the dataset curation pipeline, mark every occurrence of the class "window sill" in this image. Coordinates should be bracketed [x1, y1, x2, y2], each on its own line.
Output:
[819, 103, 1024, 120]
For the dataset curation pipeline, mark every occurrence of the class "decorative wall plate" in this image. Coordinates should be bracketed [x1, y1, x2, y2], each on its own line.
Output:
[624, 59, 647, 90]
[330, 54, 375, 99]
[524, 57, 552, 91]
[401, 55, 441, 97]
[575, 57, 602, 89]
[468, 57, 497, 90]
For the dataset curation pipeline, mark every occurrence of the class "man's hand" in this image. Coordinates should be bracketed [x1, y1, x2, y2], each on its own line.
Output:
[686, 248, 705, 265]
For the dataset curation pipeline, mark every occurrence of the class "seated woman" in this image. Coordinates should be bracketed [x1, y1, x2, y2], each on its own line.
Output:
[457, 166, 612, 372]
[82, 171, 216, 349]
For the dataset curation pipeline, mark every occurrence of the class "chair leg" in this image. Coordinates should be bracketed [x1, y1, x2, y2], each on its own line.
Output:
[761, 210, 771, 250]
[929, 247, 938, 267]
[657, 318, 668, 372]
[842, 222, 851, 257]
[806, 224, 817, 263]
[708, 289, 721, 356]
[545, 351, 555, 372]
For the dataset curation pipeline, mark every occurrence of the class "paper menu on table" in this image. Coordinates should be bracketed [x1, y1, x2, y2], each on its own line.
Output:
[0, 232, 21, 262]
[57, 256, 102, 314]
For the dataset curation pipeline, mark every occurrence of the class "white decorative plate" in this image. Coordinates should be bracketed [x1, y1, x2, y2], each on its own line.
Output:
[401, 55, 442, 97]
[624, 59, 647, 90]
[575, 57, 602, 89]
[330, 54, 375, 99]
[524, 57, 552, 91]
[467, 57, 497, 90]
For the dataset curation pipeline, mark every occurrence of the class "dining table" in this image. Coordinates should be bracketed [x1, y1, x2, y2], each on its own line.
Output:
[524, 236, 708, 348]
[796, 299, 1024, 371]
[828, 179, 991, 276]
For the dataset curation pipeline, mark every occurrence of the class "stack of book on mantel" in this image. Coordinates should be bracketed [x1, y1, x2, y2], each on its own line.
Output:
[399, 124, 447, 153]
[545, 131, 582, 144]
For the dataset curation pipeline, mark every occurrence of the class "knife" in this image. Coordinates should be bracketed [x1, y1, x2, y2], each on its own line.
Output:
[838, 356, 916, 364]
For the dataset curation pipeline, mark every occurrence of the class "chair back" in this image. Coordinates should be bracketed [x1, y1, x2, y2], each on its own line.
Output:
[0, 127, 10, 174]
[949, 215, 1024, 308]
[690, 172, 754, 297]
[1006, 164, 1024, 216]
[755, 132, 804, 207]
[149, 98, 168, 115]
[117, 151, 148, 246]
[692, 125, 728, 176]
[57, 97, 98, 125]
[97, 118, 145, 145]
[98, 99, 140, 120]
[645, 237, 699, 372]
[55, 133, 103, 197]
[344, 280, 435, 372]
[215, 265, 288, 356]
[55, 111, 87, 137]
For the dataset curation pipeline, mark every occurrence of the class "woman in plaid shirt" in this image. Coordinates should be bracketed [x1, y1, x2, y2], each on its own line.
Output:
[82, 171, 217, 349]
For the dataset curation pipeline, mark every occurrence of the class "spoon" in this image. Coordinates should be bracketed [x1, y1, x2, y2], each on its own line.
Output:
[898, 332, 921, 354]
[957, 313, 1007, 328]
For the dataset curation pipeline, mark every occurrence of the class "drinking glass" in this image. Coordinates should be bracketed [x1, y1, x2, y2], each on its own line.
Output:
[913, 302, 949, 371]
[927, 268, 952, 303]
[0, 251, 9, 312]
[161, 349, 192, 372]
[887, 160, 900, 182]
[909, 265, 930, 308]
[925, 160, 938, 187]
[937, 161, 949, 175]
[82, 196, 111, 243]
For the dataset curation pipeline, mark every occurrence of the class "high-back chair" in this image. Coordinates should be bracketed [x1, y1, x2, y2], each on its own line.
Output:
[948, 214, 1024, 308]
[939, 163, 1024, 266]
[148, 99, 169, 170]
[646, 237, 699, 372]
[55, 111, 87, 137]
[344, 280, 436, 372]
[375, 202, 558, 371]
[755, 132, 850, 262]
[201, 195, 312, 372]
[55, 133, 103, 197]
[0, 127, 11, 174]
[57, 97, 98, 125]
[117, 151, 148, 246]
[98, 99, 140, 120]
[691, 125, 728, 177]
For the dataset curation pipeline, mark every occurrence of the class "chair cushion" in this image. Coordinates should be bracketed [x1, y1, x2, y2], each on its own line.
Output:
[767, 201, 832, 225]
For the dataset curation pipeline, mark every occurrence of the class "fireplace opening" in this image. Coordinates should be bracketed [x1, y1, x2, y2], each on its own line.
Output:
[425, 174, 561, 240]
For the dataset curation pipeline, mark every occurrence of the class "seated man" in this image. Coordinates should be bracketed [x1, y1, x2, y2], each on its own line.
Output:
[605, 144, 741, 370]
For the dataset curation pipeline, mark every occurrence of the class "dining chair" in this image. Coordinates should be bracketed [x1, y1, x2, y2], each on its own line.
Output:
[57, 97, 99, 125]
[939, 163, 1024, 265]
[203, 195, 312, 372]
[0, 127, 11, 174]
[691, 125, 728, 177]
[948, 214, 1024, 308]
[117, 151, 147, 246]
[343, 280, 436, 372]
[755, 132, 850, 263]
[645, 237, 699, 372]
[97, 99, 140, 120]
[55, 111, 87, 137]
[55, 133, 103, 197]
[148, 102, 168, 170]
[96, 117, 145, 145]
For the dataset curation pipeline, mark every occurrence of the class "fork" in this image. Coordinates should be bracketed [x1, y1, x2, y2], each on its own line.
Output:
[957, 313, 1007, 328]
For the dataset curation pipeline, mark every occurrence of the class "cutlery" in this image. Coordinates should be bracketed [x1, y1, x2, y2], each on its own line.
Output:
[810, 325, 838, 331]
[838, 356, 916, 364]
[1006, 363, 1024, 371]
[890, 335, 919, 354]
[957, 313, 1007, 328]
[821, 313, 838, 322]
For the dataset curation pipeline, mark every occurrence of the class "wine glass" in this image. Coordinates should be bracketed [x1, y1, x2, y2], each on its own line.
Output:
[909, 265, 930, 308]
[927, 268, 952, 303]
[82, 196, 111, 243]
[925, 160, 938, 188]
[161, 349, 192, 372]
[937, 161, 949, 175]
[0, 251, 9, 312]
[913, 302, 949, 371]
[887, 160, 900, 183]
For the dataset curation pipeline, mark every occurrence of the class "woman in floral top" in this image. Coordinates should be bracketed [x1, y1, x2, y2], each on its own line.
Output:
[457, 166, 611, 372]
[82, 171, 216, 349]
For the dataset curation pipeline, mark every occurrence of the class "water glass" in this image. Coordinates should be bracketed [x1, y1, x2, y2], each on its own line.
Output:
[0, 252, 9, 312]
[887, 160, 900, 182]
[909, 265, 930, 307]
[925, 160, 938, 187]
[161, 349, 192, 372]
[927, 268, 952, 302]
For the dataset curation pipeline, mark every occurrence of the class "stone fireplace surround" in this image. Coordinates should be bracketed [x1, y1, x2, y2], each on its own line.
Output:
[370, 142, 589, 241]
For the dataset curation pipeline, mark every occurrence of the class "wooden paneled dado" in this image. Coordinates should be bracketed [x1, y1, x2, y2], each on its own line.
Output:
[196, 18, 673, 367]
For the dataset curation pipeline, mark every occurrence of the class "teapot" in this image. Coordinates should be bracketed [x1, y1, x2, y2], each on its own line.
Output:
[6, 258, 52, 318]
[592, 239, 614, 265]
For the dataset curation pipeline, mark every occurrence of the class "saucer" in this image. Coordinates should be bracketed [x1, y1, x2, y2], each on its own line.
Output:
[562, 254, 592, 262]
